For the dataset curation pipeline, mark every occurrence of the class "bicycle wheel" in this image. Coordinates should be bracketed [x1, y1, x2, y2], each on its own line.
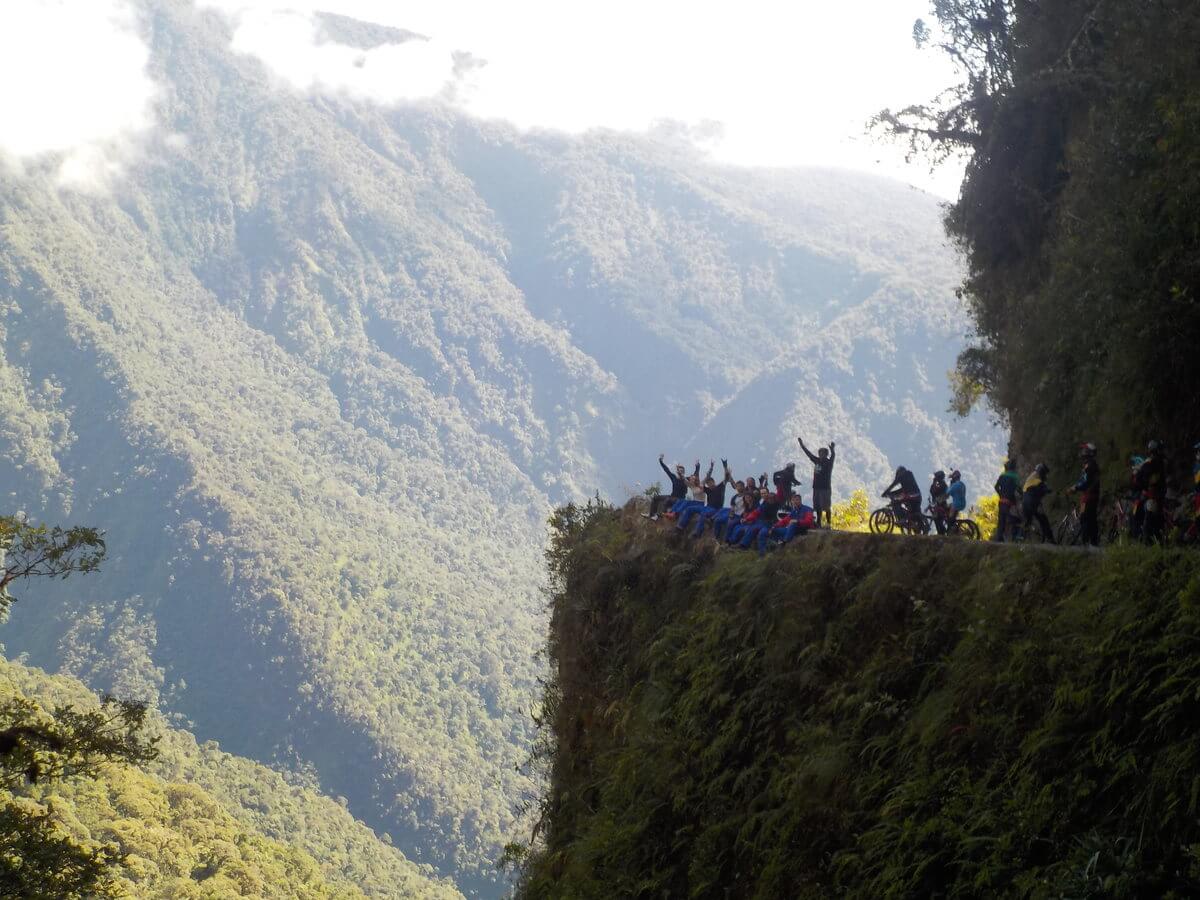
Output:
[955, 518, 982, 541]
[907, 513, 932, 536]
[1055, 513, 1079, 546]
[869, 507, 895, 534]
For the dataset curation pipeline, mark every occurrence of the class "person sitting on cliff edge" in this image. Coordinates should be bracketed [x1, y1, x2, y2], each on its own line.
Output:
[757, 493, 816, 556]
[677, 459, 733, 534]
[645, 455, 697, 520]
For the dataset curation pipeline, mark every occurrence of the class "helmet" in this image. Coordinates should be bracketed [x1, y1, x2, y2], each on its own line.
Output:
[1080, 442, 1097, 457]
[933, 470, 945, 480]
[1036, 463, 1049, 476]
[1148, 439, 1161, 453]
[950, 470, 961, 482]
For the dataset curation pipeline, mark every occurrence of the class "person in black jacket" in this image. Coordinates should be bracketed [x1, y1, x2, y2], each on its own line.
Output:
[928, 470, 949, 534]
[1138, 441, 1168, 544]
[882, 466, 922, 522]
[1021, 463, 1055, 543]
[773, 463, 801, 502]
[1072, 443, 1102, 546]
[798, 438, 836, 527]
[677, 460, 734, 533]
[645, 455, 698, 520]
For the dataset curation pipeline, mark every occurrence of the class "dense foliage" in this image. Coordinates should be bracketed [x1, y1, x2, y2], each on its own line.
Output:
[885, 0, 1200, 484]
[1, 516, 452, 897]
[0, 656, 458, 899]
[518, 505, 1200, 897]
[0, 1, 1001, 889]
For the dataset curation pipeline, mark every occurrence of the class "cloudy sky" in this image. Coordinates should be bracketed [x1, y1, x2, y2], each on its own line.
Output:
[0, 0, 966, 196]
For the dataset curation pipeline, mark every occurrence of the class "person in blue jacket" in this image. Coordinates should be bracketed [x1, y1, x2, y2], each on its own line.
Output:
[945, 469, 967, 522]
[757, 494, 816, 556]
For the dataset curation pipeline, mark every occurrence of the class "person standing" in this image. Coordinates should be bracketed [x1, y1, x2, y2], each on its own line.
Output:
[1021, 463, 1056, 543]
[992, 459, 1022, 542]
[928, 470, 950, 534]
[798, 438, 836, 528]
[1139, 440, 1168, 544]
[1072, 443, 1102, 546]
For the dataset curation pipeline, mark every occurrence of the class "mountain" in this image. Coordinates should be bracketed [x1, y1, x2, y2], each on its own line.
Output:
[0, 0, 1002, 893]
[0, 653, 459, 898]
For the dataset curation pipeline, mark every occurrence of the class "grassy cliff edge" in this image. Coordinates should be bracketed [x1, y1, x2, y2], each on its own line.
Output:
[518, 502, 1200, 898]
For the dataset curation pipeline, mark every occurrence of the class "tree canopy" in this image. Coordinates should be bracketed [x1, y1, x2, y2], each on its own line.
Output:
[884, 0, 1200, 483]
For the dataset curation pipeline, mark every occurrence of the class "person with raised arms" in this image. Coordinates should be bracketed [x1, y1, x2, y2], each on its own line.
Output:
[678, 459, 733, 533]
[798, 437, 836, 528]
[645, 455, 697, 521]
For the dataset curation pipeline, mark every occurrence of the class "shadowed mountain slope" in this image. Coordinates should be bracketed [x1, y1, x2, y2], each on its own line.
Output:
[0, 1, 1001, 893]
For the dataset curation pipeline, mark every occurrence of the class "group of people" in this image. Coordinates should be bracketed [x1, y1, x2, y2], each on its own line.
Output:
[879, 465, 969, 533]
[644, 438, 835, 556]
[993, 440, 1200, 546]
[644, 436, 1200, 553]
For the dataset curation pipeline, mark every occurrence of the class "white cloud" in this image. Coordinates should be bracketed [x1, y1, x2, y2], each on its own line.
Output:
[201, 2, 474, 104]
[196, 0, 966, 198]
[0, 0, 159, 190]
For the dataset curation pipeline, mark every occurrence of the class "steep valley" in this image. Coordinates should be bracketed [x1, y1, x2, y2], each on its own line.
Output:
[0, 1, 1003, 893]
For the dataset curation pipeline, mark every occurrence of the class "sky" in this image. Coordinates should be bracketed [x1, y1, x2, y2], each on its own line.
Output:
[0, 0, 966, 196]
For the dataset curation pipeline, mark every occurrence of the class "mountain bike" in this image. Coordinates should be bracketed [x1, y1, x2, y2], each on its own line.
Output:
[1105, 495, 1138, 545]
[925, 502, 981, 540]
[869, 495, 930, 535]
[1055, 506, 1083, 546]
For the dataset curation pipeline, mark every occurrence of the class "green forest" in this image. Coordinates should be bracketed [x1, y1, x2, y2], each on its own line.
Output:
[880, 0, 1200, 485]
[0, 516, 455, 898]
[0, 0, 1001, 892]
[518, 502, 1200, 897]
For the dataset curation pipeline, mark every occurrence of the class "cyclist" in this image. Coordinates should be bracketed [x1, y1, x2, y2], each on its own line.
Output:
[928, 470, 950, 534]
[946, 470, 967, 523]
[882, 466, 922, 528]
[1071, 443, 1102, 546]
[992, 458, 1022, 542]
[1021, 463, 1055, 543]
[1139, 440, 1168, 544]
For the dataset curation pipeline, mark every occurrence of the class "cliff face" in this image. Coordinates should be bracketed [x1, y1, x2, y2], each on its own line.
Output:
[520, 503, 1200, 898]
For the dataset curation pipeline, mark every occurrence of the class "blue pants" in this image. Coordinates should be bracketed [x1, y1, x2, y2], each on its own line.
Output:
[760, 523, 806, 555]
[740, 523, 771, 550]
[706, 509, 735, 539]
[671, 499, 703, 517]
[678, 504, 717, 531]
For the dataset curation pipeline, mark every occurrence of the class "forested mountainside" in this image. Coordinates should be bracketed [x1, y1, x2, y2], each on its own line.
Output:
[886, 0, 1200, 483]
[0, 0, 999, 892]
[0, 654, 457, 898]
[520, 503, 1200, 897]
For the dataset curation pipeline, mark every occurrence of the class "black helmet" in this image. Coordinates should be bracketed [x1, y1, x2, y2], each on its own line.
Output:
[1036, 463, 1049, 476]
[1148, 439, 1161, 453]
[933, 469, 946, 480]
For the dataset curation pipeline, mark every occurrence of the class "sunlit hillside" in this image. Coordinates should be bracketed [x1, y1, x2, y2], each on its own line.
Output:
[0, 1, 1002, 892]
